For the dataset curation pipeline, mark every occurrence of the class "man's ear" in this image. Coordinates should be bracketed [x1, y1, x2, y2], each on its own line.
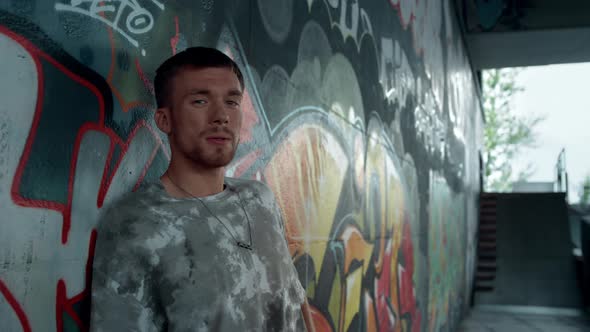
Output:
[155, 107, 172, 134]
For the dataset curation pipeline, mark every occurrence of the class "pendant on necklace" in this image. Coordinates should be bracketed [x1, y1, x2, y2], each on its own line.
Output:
[237, 241, 252, 250]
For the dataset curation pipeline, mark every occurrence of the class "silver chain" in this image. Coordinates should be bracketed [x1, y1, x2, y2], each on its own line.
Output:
[165, 174, 253, 250]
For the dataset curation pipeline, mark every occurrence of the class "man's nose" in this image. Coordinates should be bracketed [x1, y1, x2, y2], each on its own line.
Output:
[211, 101, 230, 125]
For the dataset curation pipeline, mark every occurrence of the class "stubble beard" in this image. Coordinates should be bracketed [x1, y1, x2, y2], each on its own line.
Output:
[185, 138, 238, 169]
[170, 127, 239, 170]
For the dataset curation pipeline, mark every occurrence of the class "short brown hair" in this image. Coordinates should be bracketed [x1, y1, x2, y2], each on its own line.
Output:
[154, 47, 244, 109]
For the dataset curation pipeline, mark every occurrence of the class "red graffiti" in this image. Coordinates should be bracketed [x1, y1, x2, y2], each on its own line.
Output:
[376, 236, 395, 332]
[310, 304, 333, 332]
[389, 0, 417, 29]
[170, 16, 181, 55]
[1, 25, 104, 245]
[0, 24, 166, 331]
[135, 58, 155, 97]
[0, 280, 32, 332]
[400, 221, 421, 332]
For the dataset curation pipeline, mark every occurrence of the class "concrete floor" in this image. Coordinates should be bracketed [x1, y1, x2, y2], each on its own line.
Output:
[457, 306, 590, 332]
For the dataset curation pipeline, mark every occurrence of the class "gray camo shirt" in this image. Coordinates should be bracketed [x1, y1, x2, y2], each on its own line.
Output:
[90, 177, 307, 332]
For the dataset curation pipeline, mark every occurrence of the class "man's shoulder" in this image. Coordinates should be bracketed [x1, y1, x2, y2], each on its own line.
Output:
[107, 182, 162, 213]
[98, 182, 166, 235]
[225, 177, 283, 223]
[225, 177, 276, 200]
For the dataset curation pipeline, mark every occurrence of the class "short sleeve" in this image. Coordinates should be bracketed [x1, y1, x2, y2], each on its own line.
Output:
[90, 208, 164, 332]
[262, 184, 308, 305]
[262, 184, 296, 250]
[278, 211, 308, 306]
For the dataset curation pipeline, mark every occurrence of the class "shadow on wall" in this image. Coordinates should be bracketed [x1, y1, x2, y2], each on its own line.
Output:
[0, 1, 482, 331]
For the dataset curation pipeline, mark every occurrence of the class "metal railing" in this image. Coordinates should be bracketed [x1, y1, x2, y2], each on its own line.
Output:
[555, 148, 568, 195]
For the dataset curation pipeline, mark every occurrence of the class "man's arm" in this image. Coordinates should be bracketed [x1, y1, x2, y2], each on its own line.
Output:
[90, 211, 163, 332]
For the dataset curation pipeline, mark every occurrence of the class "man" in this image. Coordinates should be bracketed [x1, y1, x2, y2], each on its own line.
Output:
[90, 47, 314, 332]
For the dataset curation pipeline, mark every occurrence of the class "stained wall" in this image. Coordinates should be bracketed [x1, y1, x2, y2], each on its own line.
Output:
[0, 1, 483, 331]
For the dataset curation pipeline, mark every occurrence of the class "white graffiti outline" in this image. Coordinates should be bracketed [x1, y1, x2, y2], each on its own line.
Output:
[55, 0, 164, 56]
[149, 0, 164, 11]
[323, 0, 377, 52]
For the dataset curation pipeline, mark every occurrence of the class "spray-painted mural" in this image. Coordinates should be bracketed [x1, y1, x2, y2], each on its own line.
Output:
[0, 1, 482, 331]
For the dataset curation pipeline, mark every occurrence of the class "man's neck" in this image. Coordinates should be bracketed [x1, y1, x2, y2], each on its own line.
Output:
[161, 161, 226, 198]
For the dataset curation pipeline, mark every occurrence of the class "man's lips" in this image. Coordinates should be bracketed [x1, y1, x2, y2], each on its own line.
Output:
[206, 136, 232, 144]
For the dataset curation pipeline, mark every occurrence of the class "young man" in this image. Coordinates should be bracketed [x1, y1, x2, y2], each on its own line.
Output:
[90, 47, 314, 332]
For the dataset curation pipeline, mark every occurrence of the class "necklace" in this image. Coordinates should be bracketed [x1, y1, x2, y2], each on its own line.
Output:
[165, 174, 253, 250]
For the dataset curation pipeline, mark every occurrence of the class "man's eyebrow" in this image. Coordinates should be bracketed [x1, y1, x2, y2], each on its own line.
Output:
[227, 89, 243, 97]
[183, 89, 243, 97]
[184, 89, 211, 97]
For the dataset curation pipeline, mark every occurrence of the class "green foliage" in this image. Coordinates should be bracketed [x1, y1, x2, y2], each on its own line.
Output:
[483, 68, 544, 192]
[578, 175, 590, 205]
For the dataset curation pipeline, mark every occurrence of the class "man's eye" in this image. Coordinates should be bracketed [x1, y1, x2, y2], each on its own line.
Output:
[227, 100, 240, 107]
[192, 99, 206, 105]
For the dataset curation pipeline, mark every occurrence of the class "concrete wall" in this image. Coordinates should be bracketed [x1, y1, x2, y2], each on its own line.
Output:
[475, 193, 582, 308]
[0, 1, 483, 331]
[582, 217, 590, 308]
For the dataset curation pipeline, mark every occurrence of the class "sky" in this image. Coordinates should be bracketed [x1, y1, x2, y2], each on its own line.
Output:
[510, 62, 590, 202]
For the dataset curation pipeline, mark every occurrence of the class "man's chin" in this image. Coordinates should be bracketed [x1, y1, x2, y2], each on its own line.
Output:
[207, 160, 233, 169]
[193, 154, 235, 169]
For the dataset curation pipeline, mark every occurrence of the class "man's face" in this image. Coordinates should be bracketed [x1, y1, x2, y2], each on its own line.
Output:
[161, 66, 243, 169]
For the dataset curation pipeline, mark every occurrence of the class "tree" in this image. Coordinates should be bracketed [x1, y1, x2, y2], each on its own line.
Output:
[482, 68, 544, 192]
[578, 175, 590, 205]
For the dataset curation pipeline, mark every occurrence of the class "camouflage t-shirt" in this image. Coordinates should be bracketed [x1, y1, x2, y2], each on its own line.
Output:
[90, 178, 306, 332]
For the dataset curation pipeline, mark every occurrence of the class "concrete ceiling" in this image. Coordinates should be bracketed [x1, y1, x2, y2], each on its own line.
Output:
[456, 0, 590, 69]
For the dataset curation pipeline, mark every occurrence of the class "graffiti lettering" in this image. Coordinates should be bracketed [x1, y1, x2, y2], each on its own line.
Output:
[444, 2, 472, 144]
[0, 22, 167, 330]
[54, 0, 164, 56]
[325, 0, 376, 48]
[415, 78, 447, 157]
[0, 0, 483, 330]
[387, 0, 446, 109]
[389, 0, 415, 28]
[380, 38, 415, 109]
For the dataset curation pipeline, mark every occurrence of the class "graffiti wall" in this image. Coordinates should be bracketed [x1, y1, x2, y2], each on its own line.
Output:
[0, 1, 482, 331]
